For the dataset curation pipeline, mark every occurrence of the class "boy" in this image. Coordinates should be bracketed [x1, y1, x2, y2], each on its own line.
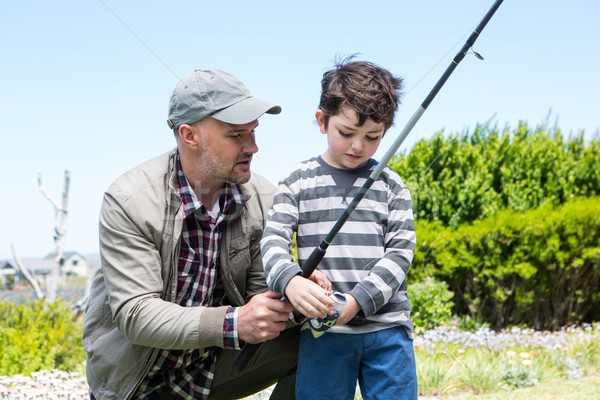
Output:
[261, 58, 418, 400]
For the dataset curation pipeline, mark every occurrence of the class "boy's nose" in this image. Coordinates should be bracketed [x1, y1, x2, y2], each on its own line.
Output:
[351, 139, 364, 152]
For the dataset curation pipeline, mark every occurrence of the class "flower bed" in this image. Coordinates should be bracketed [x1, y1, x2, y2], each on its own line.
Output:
[414, 322, 600, 395]
[1, 323, 598, 399]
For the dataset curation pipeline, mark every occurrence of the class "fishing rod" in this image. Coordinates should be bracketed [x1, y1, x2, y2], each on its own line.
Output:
[234, 0, 504, 371]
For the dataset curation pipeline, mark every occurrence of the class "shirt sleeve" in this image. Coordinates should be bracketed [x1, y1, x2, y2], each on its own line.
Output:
[348, 171, 417, 317]
[260, 181, 303, 295]
[223, 306, 242, 349]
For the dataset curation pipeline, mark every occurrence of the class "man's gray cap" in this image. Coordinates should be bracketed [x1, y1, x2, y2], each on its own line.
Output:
[167, 69, 281, 129]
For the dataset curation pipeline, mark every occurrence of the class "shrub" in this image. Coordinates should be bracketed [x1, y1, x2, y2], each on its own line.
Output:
[0, 299, 85, 375]
[412, 196, 600, 330]
[410, 276, 454, 333]
[390, 124, 600, 227]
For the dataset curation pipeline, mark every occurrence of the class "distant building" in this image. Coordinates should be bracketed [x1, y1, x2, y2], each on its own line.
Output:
[0, 261, 17, 289]
[0, 252, 99, 290]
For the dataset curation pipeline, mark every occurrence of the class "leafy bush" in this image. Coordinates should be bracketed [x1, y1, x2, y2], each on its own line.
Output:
[0, 299, 85, 375]
[390, 123, 600, 227]
[412, 196, 600, 330]
[410, 276, 454, 333]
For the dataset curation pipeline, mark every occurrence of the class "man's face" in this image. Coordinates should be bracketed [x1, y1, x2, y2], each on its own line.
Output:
[193, 117, 259, 186]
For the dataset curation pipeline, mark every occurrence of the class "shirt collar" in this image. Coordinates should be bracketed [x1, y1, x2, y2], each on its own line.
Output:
[176, 152, 246, 218]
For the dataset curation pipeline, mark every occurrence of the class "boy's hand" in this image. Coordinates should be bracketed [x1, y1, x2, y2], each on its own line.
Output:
[307, 269, 332, 293]
[335, 293, 361, 325]
[285, 275, 335, 319]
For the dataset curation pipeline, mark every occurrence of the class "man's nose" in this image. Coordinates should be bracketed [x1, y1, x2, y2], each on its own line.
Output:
[243, 134, 259, 154]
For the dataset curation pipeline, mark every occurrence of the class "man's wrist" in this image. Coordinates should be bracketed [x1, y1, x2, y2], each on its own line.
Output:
[223, 306, 242, 349]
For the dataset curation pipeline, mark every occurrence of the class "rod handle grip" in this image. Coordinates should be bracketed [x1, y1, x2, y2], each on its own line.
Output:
[301, 246, 326, 278]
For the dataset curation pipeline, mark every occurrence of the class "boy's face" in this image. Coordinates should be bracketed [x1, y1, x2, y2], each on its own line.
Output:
[316, 106, 385, 170]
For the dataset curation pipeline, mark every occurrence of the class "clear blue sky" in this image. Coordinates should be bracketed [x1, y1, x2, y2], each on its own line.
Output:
[1, 0, 599, 259]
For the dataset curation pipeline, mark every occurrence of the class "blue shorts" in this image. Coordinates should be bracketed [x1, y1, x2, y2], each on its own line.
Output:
[296, 326, 417, 400]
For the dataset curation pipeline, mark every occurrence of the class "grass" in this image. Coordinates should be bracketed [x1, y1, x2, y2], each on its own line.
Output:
[247, 375, 600, 400]
[413, 322, 600, 398]
[245, 322, 600, 400]
[419, 375, 600, 399]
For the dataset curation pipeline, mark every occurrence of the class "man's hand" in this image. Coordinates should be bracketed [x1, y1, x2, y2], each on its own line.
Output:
[285, 275, 335, 319]
[237, 290, 294, 344]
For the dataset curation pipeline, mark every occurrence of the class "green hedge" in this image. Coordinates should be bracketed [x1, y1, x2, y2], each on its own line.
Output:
[411, 196, 600, 330]
[390, 124, 600, 227]
[0, 300, 85, 375]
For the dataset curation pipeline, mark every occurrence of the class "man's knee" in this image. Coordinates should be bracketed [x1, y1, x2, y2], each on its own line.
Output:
[209, 326, 300, 399]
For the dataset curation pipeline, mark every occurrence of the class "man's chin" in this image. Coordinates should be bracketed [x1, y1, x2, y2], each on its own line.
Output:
[228, 170, 251, 185]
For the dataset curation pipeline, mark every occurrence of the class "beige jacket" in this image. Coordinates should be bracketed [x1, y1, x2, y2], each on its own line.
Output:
[82, 149, 275, 400]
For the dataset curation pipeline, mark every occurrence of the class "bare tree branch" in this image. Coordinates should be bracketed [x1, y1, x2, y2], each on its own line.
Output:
[10, 244, 45, 300]
[37, 171, 61, 210]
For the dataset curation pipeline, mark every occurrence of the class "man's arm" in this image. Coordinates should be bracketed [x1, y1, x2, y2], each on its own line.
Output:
[100, 190, 228, 350]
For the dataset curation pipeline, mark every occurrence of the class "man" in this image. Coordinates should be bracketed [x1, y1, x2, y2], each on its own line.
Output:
[83, 69, 312, 400]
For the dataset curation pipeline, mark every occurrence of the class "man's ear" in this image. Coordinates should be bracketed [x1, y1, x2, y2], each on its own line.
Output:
[315, 110, 328, 134]
[178, 124, 200, 150]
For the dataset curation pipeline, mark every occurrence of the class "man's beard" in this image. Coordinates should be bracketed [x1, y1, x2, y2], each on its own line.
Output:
[205, 154, 252, 186]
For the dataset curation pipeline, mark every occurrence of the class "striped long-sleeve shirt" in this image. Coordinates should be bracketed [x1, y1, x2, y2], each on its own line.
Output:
[261, 156, 417, 337]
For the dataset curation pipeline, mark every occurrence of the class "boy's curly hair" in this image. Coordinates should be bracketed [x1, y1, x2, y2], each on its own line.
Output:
[319, 56, 403, 131]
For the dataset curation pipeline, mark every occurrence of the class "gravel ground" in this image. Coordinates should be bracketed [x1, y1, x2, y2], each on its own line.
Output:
[0, 370, 274, 400]
[0, 370, 89, 400]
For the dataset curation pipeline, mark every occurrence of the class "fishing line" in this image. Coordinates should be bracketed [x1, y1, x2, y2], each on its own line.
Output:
[98, 2, 486, 165]
[400, 21, 488, 188]
[234, 0, 504, 371]
[97, 0, 504, 373]
[404, 22, 478, 97]
[98, 0, 181, 80]
[97, 1, 272, 163]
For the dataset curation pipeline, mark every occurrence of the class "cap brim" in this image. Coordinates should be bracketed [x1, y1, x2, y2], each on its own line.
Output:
[211, 97, 281, 124]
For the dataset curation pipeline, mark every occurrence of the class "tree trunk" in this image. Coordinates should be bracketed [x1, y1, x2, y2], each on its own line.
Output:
[38, 170, 70, 303]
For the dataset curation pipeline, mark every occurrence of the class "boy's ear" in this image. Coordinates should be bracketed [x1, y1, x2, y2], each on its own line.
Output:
[315, 110, 328, 134]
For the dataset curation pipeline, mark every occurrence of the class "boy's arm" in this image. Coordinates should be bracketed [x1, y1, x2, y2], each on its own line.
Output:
[261, 182, 334, 318]
[260, 182, 302, 294]
[336, 293, 361, 325]
[261, 182, 333, 318]
[347, 179, 416, 318]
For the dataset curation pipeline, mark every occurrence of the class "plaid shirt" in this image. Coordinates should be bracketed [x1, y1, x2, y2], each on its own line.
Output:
[132, 156, 246, 400]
